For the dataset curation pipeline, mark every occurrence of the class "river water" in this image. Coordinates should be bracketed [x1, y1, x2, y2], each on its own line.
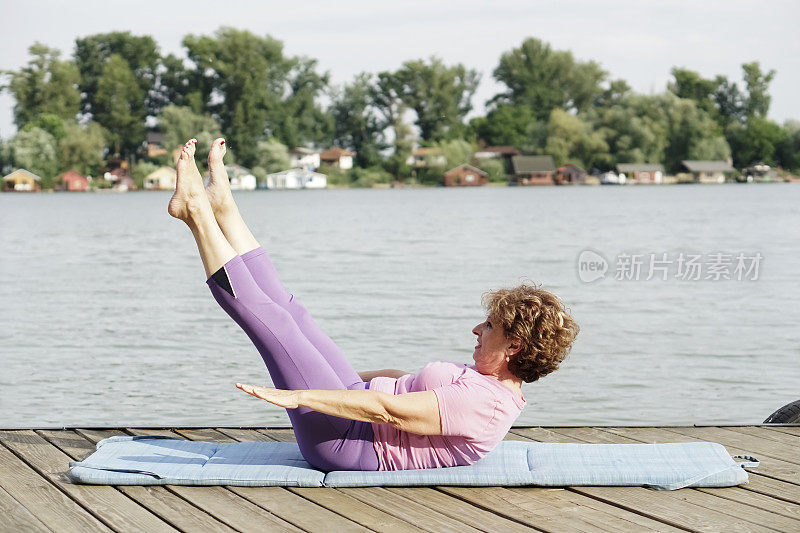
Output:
[1, 184, 798, 427]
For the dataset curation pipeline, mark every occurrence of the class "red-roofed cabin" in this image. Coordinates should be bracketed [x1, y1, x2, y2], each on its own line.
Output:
[443, 165, 488, 187]
[555, 164, 586, 185]
[55, 171, 89, 192]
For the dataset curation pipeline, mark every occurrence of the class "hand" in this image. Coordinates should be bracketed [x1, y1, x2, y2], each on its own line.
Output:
[235, 383, 301, 409]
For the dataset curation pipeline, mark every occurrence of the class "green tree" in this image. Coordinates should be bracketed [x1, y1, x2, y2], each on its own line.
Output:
[4, 127, 59, 187]
[585, 93, 668, 169]
[74, 32, 160, 117]
[469, 104, 535, 148]
[153, 53, 204, 114]
[393, 57, 480, 142]
[184, 28, 330, 166]
[713, 75, 745, 127]
[3, 43, 80, 127]
[252, 138, 290, 174]
[372, 71, 414, 179]
[688, 136, 731, 161]
[668, 68, 718, 116]
[661, 94, 728, 173]
[776, 120, 800, 172]
[270, 57, 332, 148]
[726, 117, 785, 167]
[477, 158, 505, 182]
[21, 113, 68, 141]
[545, 109, 607, 169]
[492, 38, 606, 121]
[58, 121, 108, 176]
[330, 73, 387, 167]
[741, 61, 776, 119]
[94, 54, 146, 156]
[436, 138, 474, 169]
[158, 104, 223, 161]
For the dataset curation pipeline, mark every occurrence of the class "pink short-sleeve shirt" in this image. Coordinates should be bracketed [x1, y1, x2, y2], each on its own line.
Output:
[369, 361, 526, 471]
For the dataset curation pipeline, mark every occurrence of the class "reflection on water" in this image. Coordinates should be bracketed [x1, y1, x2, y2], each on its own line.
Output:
[1, 185, 799, 426]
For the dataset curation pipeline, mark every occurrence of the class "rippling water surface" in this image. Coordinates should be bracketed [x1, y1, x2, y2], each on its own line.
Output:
[1, 185, 798, 426]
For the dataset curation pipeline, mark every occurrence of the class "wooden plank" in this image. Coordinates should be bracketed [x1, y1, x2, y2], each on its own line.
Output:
[763, 426, 800, 437]
[440, 486, 675, 533]
[289, 487, 427, 532]
[734, 426, 800, 447]
[384, 487, 534, 533]
[0, 430, 175, 532]
[508, 487, 685, 533]
[339, 487, 485, 533]
[232, 486, 370, 532]
[511, 428, 786, 533]
[259, 428, 297, 442]
[695, 486, 800, 522]
[219, 426, 427, 532]
[0, 485, 52, 533]
[576, 485, 778, 533]
[0, 438, 111, 532]
[124, 428, 302, 532]
[550, 427, 800, 527]
[42, 429, 235, 533]
[502, 428, 701, 532]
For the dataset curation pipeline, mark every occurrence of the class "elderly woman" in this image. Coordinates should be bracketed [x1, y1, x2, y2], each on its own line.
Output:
[168, 138, 579, 471]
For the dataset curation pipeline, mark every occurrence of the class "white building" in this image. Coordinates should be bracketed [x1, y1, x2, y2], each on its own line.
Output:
[289, 147, 321, 171]
[319, 147, 355, 170]
[143, 167, 177, 190]
[266, 169, 327, 190]
[225, 165, 257, 190]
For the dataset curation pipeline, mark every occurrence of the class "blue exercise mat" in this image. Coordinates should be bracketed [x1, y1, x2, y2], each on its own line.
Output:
[68, 436, 758, 490]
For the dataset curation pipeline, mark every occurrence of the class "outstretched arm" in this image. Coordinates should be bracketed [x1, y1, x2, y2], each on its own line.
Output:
[236, 383, 442, 435]
[357, 369, 410, 381]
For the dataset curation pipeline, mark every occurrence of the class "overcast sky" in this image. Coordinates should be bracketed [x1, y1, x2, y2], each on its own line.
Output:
[1, 0, 798, 140]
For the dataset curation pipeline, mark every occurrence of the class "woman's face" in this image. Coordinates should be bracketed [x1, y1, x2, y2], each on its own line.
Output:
[472, 316, 516, 375]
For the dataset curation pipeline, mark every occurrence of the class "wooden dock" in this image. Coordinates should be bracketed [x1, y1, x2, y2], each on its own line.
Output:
[1, 425, 798, 532]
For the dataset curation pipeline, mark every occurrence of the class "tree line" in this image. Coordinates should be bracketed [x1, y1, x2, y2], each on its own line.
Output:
[1, 28, 798, 189]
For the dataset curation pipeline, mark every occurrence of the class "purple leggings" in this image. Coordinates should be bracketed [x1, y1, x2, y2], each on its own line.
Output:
[206, 247, 380, 471]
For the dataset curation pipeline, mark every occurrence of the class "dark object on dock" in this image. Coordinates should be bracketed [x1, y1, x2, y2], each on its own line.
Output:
[764, 399, 800, 423]
[1, 425, 798, 532]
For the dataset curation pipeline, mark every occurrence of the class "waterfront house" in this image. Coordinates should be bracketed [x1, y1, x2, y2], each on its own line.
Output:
[742, 163, 779, 183]
[145, 132, 168, 159]
[225, 165, 257, 191]
[2, 169, 42, 192]
[681, 160, 734, 183]
[289, 148, 321, 171]
[511, 155, 556, 185]
[443, 164, 488, 187]
[144, 167, 177, 190]
[555, 164, 586, 185]
[319, 147, 355, 170]
[266, 169, 327, 190]
[55, 171, 89, 192]
[616, 163, 664, 184]
[406, 147, 447, 169]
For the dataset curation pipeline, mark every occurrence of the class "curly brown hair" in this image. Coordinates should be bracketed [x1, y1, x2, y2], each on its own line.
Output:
[482, 283, 579, 383]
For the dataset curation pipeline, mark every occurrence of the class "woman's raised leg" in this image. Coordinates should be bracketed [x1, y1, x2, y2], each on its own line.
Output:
[204, 138, 362, 389]
[169, 139, 376, 470]
[167, 139, 237, 279]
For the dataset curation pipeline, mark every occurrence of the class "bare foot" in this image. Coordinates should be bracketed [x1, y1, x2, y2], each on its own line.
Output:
[168, 139, 209, 221]
[206, 137, 234, 214]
